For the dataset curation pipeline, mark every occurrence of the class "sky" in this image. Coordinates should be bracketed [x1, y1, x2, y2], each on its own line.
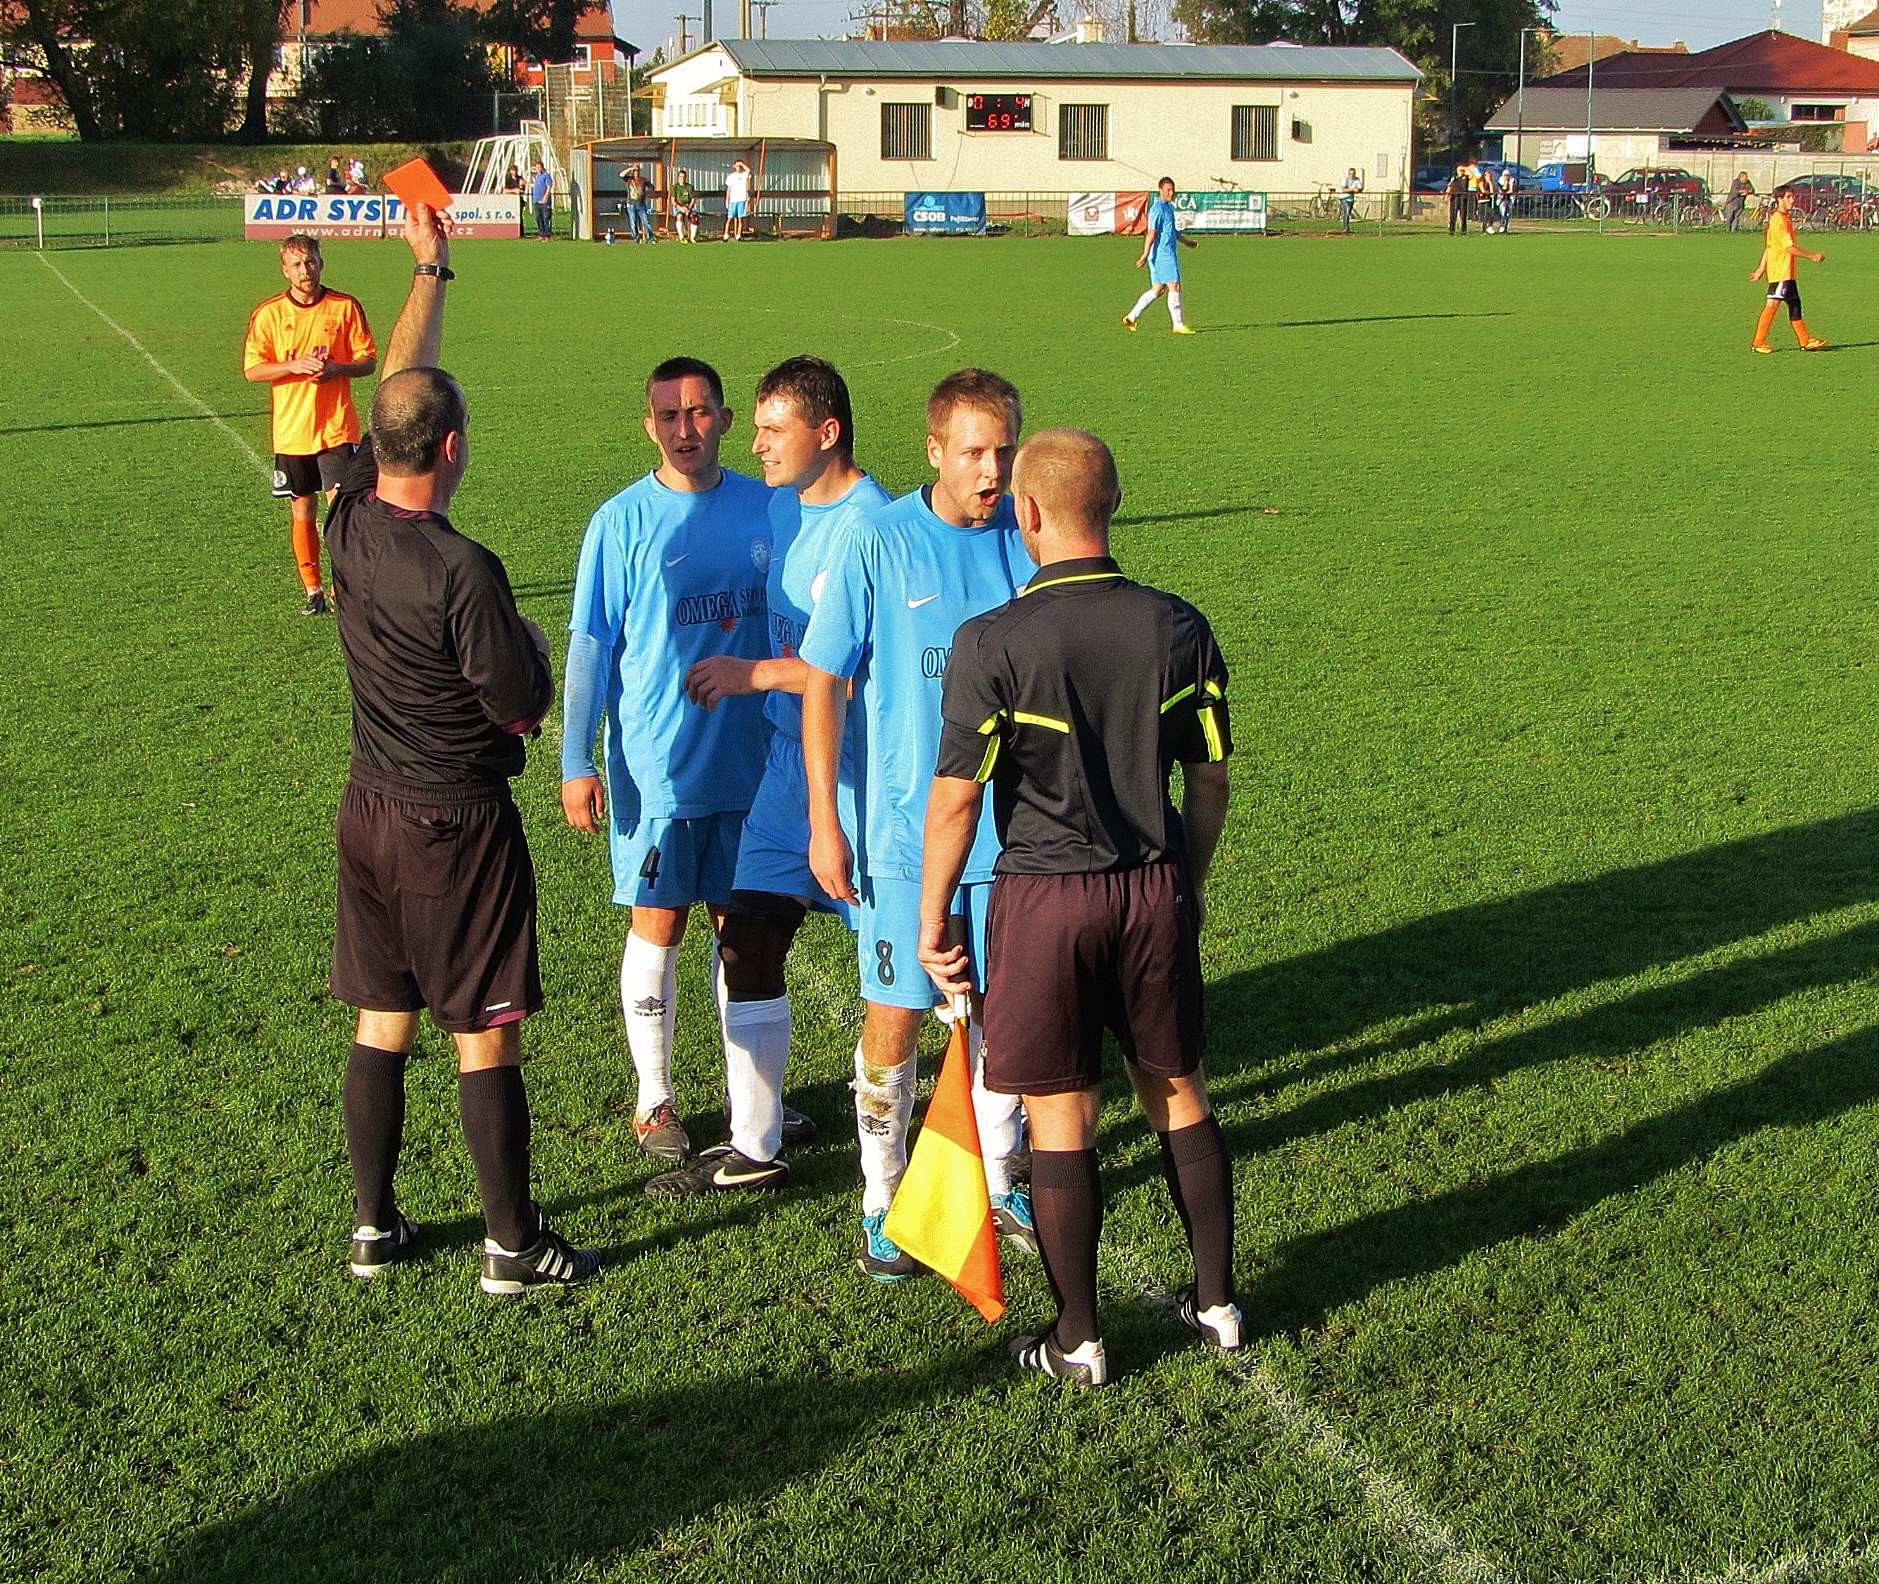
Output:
[609, 0, 1827, 64]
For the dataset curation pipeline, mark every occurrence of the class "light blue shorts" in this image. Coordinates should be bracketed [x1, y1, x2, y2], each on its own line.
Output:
[856, 875, 990, 1010]
[732, 734, 855, 924]
[1149, 252, 1181, 287]
[610, 809, 745, 909]
[727, 200, 749, 219]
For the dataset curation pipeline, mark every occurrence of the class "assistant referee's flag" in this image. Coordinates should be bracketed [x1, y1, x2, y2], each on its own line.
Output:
[883, 1004, 1005, 1323]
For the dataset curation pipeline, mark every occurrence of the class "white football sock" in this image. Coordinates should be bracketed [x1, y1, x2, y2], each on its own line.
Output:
[853, 1040, 916, 1216]
[1168, 288, 1186, 329]
[724, 994, 791, 1162]
[1127, 288, 1159, 323]
[967, 1018, 1021, 1198]
[620, 931, 678, 1117]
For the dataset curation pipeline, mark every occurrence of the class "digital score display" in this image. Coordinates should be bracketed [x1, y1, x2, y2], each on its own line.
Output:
[966, 92, 1033, 132]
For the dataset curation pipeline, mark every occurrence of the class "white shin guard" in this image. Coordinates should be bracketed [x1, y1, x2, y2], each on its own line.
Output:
[966, 1019, 1022, 1198]
[1128, 288, 1160, 323]
[724, 994, 791, 1162]
[853, 1041, 916, 1216]
[620, 932, 679, 1117]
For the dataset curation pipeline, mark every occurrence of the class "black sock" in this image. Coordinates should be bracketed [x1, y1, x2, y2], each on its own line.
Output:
[458, 1066, 536, 1254]
[1158, 1114, 1236, 1312]
[343, 1043, 406, 1229]
[1029, 1147, 1103, 1350]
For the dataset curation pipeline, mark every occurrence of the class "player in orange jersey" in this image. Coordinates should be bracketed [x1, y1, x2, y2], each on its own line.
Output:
[1749, 188, 1826, 354]
[243, 234, 378, 613]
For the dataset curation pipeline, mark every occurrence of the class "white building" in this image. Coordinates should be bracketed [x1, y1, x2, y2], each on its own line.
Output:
[646, 38, 1421, 195]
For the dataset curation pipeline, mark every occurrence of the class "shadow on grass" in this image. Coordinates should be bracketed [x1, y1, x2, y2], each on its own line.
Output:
[138, 1353, 983, 1584]
[0, 411, 267, 438]
[1114, 504, 1266, 527]
[1272, 311, 1517, 328]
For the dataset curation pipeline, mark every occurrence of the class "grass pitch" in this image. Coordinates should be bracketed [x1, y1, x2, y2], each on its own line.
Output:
[5, 227, 1879, 1583]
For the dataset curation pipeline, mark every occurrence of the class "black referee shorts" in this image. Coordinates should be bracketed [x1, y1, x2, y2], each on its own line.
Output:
[981, 862, 1204, 1096]
[272, 445, 354, 500]
[331, 774, 543, 1034]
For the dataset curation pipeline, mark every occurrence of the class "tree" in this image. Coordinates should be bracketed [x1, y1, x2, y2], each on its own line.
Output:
[1172, 0, 1557, 156]
[479, 0, 582, 65]
[237, 0, 291, 143]
[2, 0, 103, 140]
[303, 0, 506, 140]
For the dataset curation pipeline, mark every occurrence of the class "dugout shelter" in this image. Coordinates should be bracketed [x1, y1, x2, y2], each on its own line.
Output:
[573, 137, 838, 239]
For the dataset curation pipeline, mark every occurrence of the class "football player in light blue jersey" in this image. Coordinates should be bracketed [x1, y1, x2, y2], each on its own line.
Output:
[801, 368, 1038, 1281]
[670, 356, 890, 1196]
[1123, 176, 1198, 334]
[561, 357, 787, 1196]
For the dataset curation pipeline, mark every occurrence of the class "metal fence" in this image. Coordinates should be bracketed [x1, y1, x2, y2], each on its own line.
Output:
[0, 195, 245, 248]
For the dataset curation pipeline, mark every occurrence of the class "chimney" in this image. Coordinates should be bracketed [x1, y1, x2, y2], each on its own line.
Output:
[1076, 15, 1106, 42]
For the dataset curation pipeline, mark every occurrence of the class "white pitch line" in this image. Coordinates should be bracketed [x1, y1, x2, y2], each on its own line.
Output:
[36, 251, 270, 478]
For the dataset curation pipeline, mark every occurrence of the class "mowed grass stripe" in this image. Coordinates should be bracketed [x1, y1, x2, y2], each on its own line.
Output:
[4, 232, 1879, 1582]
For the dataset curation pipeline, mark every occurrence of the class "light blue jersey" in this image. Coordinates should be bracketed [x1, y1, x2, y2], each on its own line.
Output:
[568, 467, 773, 821]
[1147, 196, 1181, 285]
[799, 486, 1034, 883]
[764, 473, 894, 743]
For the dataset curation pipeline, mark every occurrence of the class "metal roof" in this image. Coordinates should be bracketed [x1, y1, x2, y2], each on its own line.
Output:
[659, 38, 1420, 83]
[1484, 87, 1739, 133]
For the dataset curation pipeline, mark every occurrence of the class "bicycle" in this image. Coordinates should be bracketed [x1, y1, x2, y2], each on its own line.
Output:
[1308, 182, 1340, 219]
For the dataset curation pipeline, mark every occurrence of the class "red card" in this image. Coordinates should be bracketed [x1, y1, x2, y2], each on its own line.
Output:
[383, 158, 453, 214]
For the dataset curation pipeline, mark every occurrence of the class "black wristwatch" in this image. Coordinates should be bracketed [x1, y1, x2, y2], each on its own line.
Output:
[413, 264, 455, 280]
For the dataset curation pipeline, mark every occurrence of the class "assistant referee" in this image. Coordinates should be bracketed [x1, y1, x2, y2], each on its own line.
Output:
[917, 428, 1237, 1388]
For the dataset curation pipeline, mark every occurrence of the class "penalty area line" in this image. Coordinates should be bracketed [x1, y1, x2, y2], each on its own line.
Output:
[36, 251, 270, 479]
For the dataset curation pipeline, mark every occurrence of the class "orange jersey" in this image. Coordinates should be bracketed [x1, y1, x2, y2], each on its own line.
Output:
[1763, 211, 1799, 282]
[243, 289, 376, 455]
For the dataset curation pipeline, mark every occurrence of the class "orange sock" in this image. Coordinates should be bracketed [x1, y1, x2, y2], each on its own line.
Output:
[1753, 303, 1780, 347]
[292, 517, 323, 592]
[1793, 317, 1817, 347]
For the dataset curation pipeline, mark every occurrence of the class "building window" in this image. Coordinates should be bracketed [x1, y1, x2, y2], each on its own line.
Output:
[882, 102, 932, 160]
[1792, 103, 1844, 121]
[1232, 104, 1279, 161]
[1059, 103, 1108, 160]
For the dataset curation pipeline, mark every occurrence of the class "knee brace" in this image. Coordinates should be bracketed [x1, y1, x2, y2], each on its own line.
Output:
[718, 890, 808, 1001]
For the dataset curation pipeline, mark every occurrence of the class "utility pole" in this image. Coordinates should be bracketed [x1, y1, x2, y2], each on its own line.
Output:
[675, 11, 695, 50]
[1126, 0, 1137, 42]
[1516, 26, 1544, 172]
[1584, 31, 1595, 178]
[702, 0, 714, 42]
[754, 0, 777, 35]
[1449, 20, 1474, 158]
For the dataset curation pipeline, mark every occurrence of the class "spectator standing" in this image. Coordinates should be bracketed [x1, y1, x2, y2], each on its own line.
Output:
[530, 160, 554, 240]
[1495, 165, 1517, 233]
[325, 158, 345, 194]
[1724, 172, 1755, 232]
[725, 159, 753, 241]
[1338, 166, 1364, 233]
[1445, 165, 1469, 234]
[671, 169, 699, 241]
[623, 164, 653, 243]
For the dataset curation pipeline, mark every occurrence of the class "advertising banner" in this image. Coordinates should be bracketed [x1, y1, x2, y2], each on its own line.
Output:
[1068, 192, 1115, 235]
[244, 194, 524, 240]
[1173, 190, 1267, 232]
[1116, 192, 1150, 235]
[904, 191, 987, 235]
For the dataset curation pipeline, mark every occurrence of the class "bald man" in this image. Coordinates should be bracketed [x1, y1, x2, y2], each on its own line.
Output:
[917, 429, 1238, 1387]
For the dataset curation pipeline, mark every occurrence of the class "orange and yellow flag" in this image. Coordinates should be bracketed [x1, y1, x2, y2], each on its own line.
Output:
[883, 1009, 1005, 1323]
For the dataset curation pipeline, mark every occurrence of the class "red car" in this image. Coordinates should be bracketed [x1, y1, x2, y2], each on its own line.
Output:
[1600, 167, 1711, 209]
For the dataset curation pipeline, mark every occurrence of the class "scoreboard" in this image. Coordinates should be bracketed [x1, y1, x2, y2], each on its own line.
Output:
[965, 92, 1033, 132]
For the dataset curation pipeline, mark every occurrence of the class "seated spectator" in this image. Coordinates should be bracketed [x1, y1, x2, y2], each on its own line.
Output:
[325, 158, 345, 194]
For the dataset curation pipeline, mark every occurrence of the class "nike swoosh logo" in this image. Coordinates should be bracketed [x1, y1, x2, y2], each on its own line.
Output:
[665, 553, 688, 567]
[714, 1165, 768, 1186]
[907, 594, 939, 608]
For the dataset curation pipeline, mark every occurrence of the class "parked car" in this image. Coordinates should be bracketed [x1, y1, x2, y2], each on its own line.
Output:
[1412, 164, 1452, 192]
[1535, 161, 1601, 193]
[1599, 167, 1711, 207]
[1773, 172, 1873, 217]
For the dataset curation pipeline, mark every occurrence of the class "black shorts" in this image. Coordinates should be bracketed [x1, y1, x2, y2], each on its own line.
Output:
[1767, 279, 1803, 317]
[272, 445, 355, 500]
[981, 862, 1204, 1096]
[330, 772, 542, 1033]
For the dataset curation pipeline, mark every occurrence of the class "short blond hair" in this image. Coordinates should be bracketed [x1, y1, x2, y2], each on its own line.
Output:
[1011, 429, 1119, 533]
[926, 368, 1021, 444]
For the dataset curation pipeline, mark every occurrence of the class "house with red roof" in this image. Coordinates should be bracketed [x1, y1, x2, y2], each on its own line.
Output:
[1532, 29, 1879, 152]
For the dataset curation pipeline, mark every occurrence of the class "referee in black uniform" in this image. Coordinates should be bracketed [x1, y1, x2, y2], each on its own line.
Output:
[325, 202, 599, 1295]
[917, 428, 1237, 1388]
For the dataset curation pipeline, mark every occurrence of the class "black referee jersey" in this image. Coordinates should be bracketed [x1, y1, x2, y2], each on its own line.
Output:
[935, 555, 1232, 874]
